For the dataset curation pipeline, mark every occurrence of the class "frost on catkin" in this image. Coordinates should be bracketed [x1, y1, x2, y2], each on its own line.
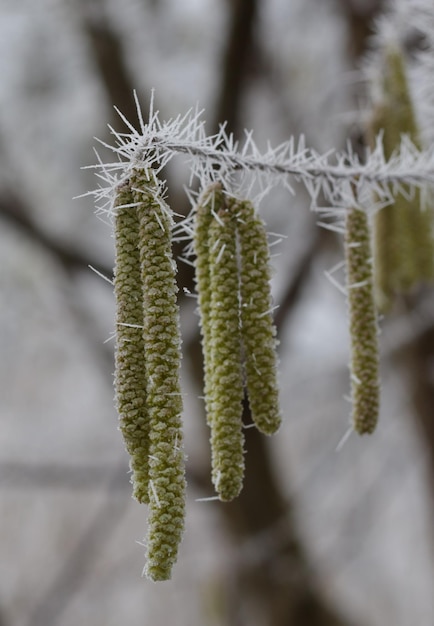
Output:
[235, 200, 281, 435]
[132, 169, 186, 582]
[208, 206, 244, 501]
[193, 183, 226, 425]
[345, 206, 380, 435]
[113, 183, 150, 505]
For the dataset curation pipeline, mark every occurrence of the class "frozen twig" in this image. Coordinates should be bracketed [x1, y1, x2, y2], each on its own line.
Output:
[85, 92, 434, 220]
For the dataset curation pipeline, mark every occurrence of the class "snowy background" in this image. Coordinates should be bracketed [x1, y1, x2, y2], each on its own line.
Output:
[0, 1, 433, 625]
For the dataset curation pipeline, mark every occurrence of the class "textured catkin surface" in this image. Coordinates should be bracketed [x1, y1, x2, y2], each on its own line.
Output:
[345, 207, 380, 435]
[113, 186, 150, 505]
[193, 183, 226, 426]
[236, 200, 281, 435]
[208, 207, 244, 501]
[132, 170, 186, 582]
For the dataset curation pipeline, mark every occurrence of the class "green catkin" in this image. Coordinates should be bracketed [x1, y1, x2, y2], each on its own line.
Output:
[370, 104, 401, 312]
[372, 45, 434, 308]
[131, 169, 186, 582]
[113, 183, 150, 505]
[208, 206, 245, 501]
[345, 206, 380, 435]
[193, 183, 226, 426]
[383, 47, 421, 292]
[235, 200, 281, 435]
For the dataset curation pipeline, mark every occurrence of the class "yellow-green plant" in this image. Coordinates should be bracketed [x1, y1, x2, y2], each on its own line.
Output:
[192, 187, 282, 499]
[207, 201, 245, 501]
[113, 183, 150, 504]
[235, 199, 281, 436]
[193, 182, 226, 427]
[371, 44, 434, 310]
[134, 169, 185, 581]
[95, 6, 434, 573]
[113, 169, 186, 581]
[345, 206, 380, 434]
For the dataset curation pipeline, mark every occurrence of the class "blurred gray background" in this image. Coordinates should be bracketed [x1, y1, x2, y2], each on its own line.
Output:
[0, 1, 433, 625]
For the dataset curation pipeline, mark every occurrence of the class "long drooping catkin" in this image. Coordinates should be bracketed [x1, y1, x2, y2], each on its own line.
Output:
[208, 205, 245, 501]
[382, 48, 419, 293]
[235, 200, 281, 436]
[113, 184, 150, 505]
[345, 206, 380, 434]
[193, 183, 226, 426]
[372, 45, 434, 309]
[132, 169, 186, 582]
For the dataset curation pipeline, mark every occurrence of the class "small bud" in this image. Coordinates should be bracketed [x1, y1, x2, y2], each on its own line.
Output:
[132, 169, 186, 581]
[345, 206, 380, 435]
[113, 183, 150, 505]
[208, 205, 244, 501]
[235, 200, 281, 435]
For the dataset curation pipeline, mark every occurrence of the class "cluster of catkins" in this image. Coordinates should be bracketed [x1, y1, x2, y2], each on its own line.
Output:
[109, 34, 434, 584]
[113, 172, 280, 581]
[193, 183, 281, 501]
[344, 38, 434, 437]
[113, 168, 186, 582]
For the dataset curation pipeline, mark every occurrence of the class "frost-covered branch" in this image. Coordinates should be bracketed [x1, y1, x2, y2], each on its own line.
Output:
[86, 92, 434, 219]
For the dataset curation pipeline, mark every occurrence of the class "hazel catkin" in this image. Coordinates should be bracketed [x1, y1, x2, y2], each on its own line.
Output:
[113, 183, 150, 504]
[132, 169, 186, 581]
[235, 199, 281, 436]
[345, 206, 380, 435]
[193, 183, 226, 426]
